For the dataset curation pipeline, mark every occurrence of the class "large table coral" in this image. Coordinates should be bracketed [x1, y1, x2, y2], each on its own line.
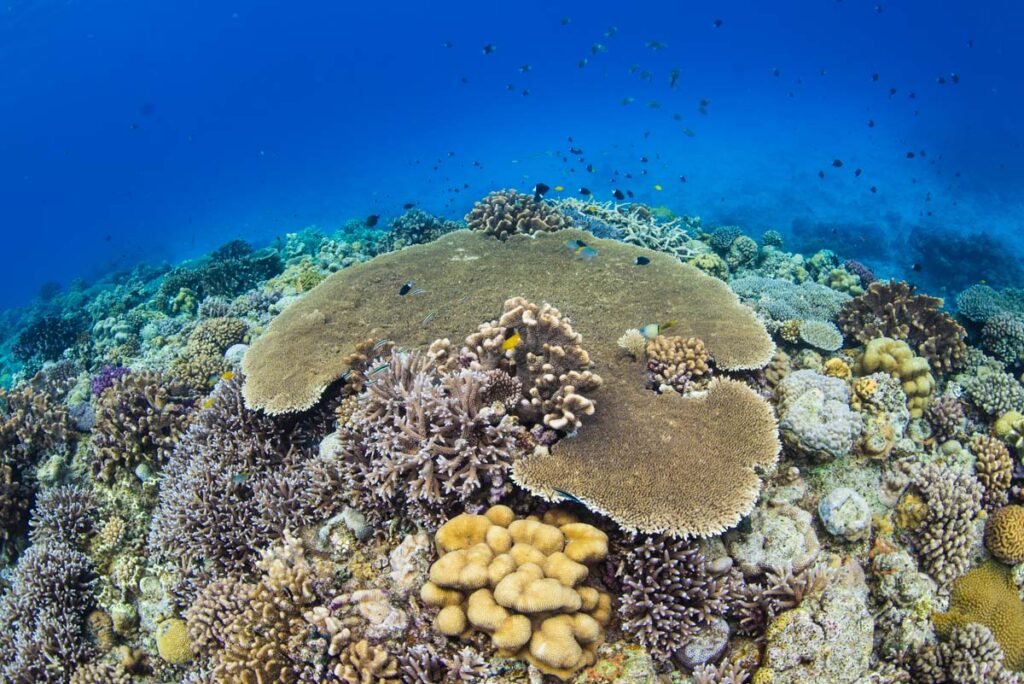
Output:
[242, 229, 777, 538]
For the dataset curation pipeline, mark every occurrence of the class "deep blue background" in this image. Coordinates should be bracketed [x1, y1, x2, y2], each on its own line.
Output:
[2, 0, 1022, 309]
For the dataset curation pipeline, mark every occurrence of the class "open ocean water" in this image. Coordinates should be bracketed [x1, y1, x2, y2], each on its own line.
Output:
[2, 1, 1024, 683]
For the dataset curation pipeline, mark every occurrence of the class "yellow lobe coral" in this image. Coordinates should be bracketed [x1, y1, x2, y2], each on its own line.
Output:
[823, 357, 851, 380]
[434, 605, 467, 636]
[435, 513, 492, 553]
[493, 570, 582, 614]
[560, 522, 608, 563]
[543, 552, 589, 587]
[527, 613, 603, 677]
[985, 505, 1024, 564]
[855, 337, 934, 417]
[155, 618, 193, 664]
[420, 581, 464, 607]
[485, 504, 516, 527]
[428, 544, 493, 590]
[933, 560, 1024, 671]
[509, 519, 566, 555]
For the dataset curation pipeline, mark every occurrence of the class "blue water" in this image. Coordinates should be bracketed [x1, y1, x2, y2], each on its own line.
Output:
[2, 0, 1022, 309]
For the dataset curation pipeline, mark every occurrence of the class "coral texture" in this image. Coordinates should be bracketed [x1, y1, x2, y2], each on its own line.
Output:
[855, 337, 935, 417]
[972, 434, 1014, 508]
[775, 370, 862, 461]
[645, 334, 713, 393]
[985, 505, 1024, 564]
[465, 189, 573, 239]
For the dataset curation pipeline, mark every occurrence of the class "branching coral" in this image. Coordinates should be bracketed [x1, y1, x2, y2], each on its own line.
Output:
[913, 623, 1022, 684]
[91, 370, 195, 480]
[900, 461, 984, 585]
[29, 484, 96, 547]
[149, 375, 340, 601]
[420, 506, 611, 681]
[927, 394, 967, 442]
[971, 435, 1013, 509]
[171, 316, 248, 391]
[1, 368, 76, 464]
[838, 280, 967, 373]
[555, 198, 700, 259]
[0, 541, 97, 683]
[465, 189, 573, 239]
[12, 313, 87, 362]
[729, 276, 851, 325]
[645, 334, 713, 394]
[336, 351, 525, 526]
[377, 208, 462, 252]
[980, 313, 1024, 365]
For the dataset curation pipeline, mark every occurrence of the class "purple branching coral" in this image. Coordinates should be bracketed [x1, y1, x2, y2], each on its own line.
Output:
[844, 258, 876, 287]
[336, 351, 526, 528]
[89, 365, 130, 397]
[148, 375, 341, 603]
[29, 484, 97, 548]
[0, 540, 97, 683]
[927, 394, 967, 442]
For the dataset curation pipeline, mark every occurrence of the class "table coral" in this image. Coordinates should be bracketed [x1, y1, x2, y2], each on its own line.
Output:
[420, 506, 611, 680]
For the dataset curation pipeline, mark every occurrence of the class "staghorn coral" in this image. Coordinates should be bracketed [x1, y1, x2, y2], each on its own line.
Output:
[933, 560, 1024, 672]
[900, 460, 984, 585]
[241, 228, 773, 415]
[149, 375, 340, 602]
[397, 644, 490, 683]
[838, 280, 967, 373]
[775, 370, 862, 461]
[465, 189, 573, 239]
[28, 483, 96, 547]
[513, 377, 780, 538]
[0, 462, 32, 556]
[797, 319, 843, 351]
[335, 351, 525, 526]
[0, 540, 97, 683]
[91, 370, 194, 480]
[420, 506, 611, 680]
[984, 505, 1024, 564]
[556, 198, 700, 259]
[645, 334, 713, 394]
[89, 364, 130, 396]
[333, 639, 399, 683]
[615, 534, 747, 663]
[972, 434, 1014, 508]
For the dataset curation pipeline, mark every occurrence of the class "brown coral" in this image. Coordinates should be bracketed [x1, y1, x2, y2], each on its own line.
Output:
[838, 280, 967, 373]
[646, 334, 713, 394]
[513, 377, 780, 538]
[465, 189, 573, 239]
[334, 640, 399, 683]
[984, 505, 1024, 564]
[172, 316, 248, 391]
[971, 435, 1013, 509]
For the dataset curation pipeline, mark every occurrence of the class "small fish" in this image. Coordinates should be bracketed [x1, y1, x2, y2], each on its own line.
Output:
[553, 488, 585, 505]
[554, 185, 564, 192]
[620, 96, 635, 105]
[640, 156, 649, 163]
[560, 16, 571, 25]
[912, 263, 922, 272]
[578, 58, 588, 68]
[533, 183, 550, 201]
[442, 41, 454, 48]
[679, 175, 687, 182]
[502, 331, 522, 351]
[648, 100, 661, 109]
[605, 26, 618, 37]
[399, 280, 415, 296]
[854, 168, 862, 177]
[872, 73, 880, 81]
[578, 187, 592, 196]
[575, 245, 598, 260]
[569, 146, 583, 155]
[366, 214, 380, 227]
[645, 40, 667, 50]
[950, 73, 960, 84]
[661, 319, 676, 332]
[421, 311, 436, 326]
[591, 43, 607, 55]
[867, 119, 875, 128]
[713, 18, 723, 28]
[232, 472, 249, 485]
[906, 151, 915, 159]
[411, 288, 427, 296]
[519, 64, 531, 73]
[626, 190, 634, 198]
[669, 68, 681, 89]
[482, 44, 496, 54]
[221, 370, 235, 381]
[818, 170, 825, 179]
[566, 239, 588, 251]
[612, 189, 625, 200]
[683, 127, 695, 137]
[202, 397, 215, 409]
[640, 323, 660, 338]
[870, 186, 878, 193]
[372, 339, 391, 351]
[772, 67, 780, 77]
[653, 184, 663, 191]
[635, 256, 651, 266]
[586, 164, 594, 173]
[403, 202, 416, 209]
[368, 363, 390, 377]
[832, 159, 843, 168]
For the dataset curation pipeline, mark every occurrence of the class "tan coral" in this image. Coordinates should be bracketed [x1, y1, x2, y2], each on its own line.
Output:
[423, 505, 610, 681]
[465, 189, 574, 240]
[855, 337, 934, 418]
[984, 505, 1024, 564]
[334, 639, 399, 683]
[971, 434, 1013, 508]
[617, 329, 648, 358]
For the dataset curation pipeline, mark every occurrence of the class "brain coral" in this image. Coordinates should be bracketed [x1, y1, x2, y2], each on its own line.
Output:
[933, 559, 1024, 671]
[420, 506, 611, 680]
[465, 189, 574, 239]
[984, 505, 1024, 564]
[838, 280, 967, 373]
[775, 370, 862, 462]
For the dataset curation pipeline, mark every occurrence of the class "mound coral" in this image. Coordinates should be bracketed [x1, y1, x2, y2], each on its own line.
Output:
[466, 190, 573, 239]
[0, 540, 97, 683]
[900, 461, 984, 585]
[12, 312, 87, 362]
[420, 506, 611, 680]
[91, 370, 194, 480]
[377, 208, 462, 252]
[984, 505, 1024, 564]
[775, 370, 862, 462]
[335, 351, 525, 526]
[962, 368, 1024, 417]
[149, 375, 340, 601]
[513, 377, 780, 538]
[798, 319, 843, 351]
[933, 560, 1024, 671]
[980, 313, 1024, 365]
[855, 337, 935, 418]
[838, 280, 967, 373]
[956, 284, 1024, 323]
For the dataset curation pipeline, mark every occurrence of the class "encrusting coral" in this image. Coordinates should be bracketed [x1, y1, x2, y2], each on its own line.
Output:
[91, 369, 194, 480]
[420, 505, 611, 680]
[838, 279, 967, 373]
[465, 189, 574, 239]
[775, 369, 862, 462]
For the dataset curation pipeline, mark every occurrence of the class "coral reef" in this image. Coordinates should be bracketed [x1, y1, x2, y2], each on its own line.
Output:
[775, 370, 862, 461]
[28, 483, 96, 546]
[645, 334, 713, 394]
[972, 434, 1014, 508]
[797, 319, 843, 351]
[465, 189, 573, 239]
[420, 506, 611, 680]
[376, 208, 462, 252]
[838, 280, 967, 373]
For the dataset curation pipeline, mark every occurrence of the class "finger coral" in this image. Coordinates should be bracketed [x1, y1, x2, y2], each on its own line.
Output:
[171, 316, 248, 391]
[838, 279, 967, 373]
[28, 483, 96, 547]
[420, 506, 611, 680]
[646, 334, 713, 394]
[466, 189, 574, 239]
[92, 370, 194, 480]
[913, 622, 1021, 684]
[971, 435, 1013, 509]
[513, 377, 780, 538]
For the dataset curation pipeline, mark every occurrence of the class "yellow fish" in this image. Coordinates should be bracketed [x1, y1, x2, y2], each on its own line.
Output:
[502, 331, 522, 351]
[654, 184, 663, 191]
[221, 370, 235, 381]
[202, 397, 215, 409]
[554, 185, 565, 192]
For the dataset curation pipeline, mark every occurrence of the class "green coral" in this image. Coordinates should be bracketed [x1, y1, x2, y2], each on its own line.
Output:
[688, 253, 729, 280]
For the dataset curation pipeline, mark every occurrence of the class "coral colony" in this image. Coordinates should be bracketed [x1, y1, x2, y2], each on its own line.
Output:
[5, 190, 1024, 683]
